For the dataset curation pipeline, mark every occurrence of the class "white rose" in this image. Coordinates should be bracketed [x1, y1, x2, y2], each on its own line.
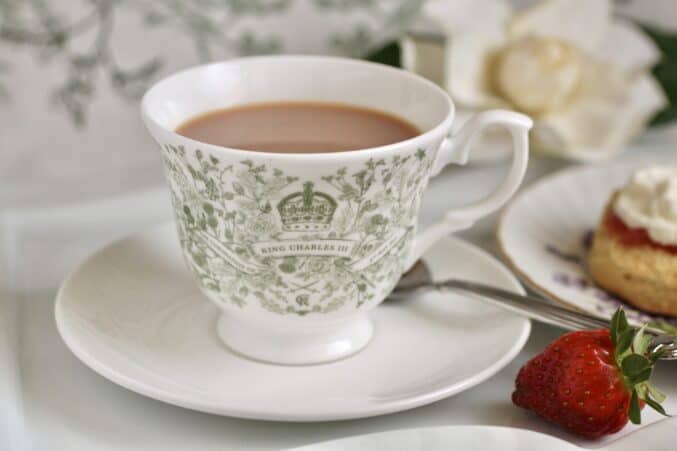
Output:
[416, 0, 667, 161]
[495, 36, 581, 115]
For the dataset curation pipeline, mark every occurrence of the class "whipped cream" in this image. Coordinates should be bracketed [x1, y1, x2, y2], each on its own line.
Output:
[613, 166, 677, 246]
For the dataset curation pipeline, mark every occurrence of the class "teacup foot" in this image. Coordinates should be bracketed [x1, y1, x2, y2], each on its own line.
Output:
[216, 314, 373, 365]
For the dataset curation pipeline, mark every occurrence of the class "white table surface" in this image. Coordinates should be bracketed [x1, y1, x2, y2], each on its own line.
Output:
[3, 127, 677, 451]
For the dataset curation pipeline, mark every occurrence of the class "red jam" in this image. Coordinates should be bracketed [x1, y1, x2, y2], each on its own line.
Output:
[604, 210, 677, 255]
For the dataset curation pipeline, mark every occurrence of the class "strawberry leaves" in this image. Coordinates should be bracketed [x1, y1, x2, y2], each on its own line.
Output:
[610, 308, 670, 423]
[610, 308, 629, 346]
[646, 383, 667, 404]
[621, 354, 652, 385]
[629, 389, 642, 425]
[633, 326, 654, 358]
[615, 329, 634, 359]
[645, 395, 668, 417]
[611, 308, 634, 361]
[621, 354, 650, 375]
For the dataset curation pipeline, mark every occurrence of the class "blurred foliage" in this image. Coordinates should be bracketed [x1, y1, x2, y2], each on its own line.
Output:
[1, 0, 420, 127]
[364, 40, 401, 67]
[0, 0, 289, 127]
[642, 25, 677, 126]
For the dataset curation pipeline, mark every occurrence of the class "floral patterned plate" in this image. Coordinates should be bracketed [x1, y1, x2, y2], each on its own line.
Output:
[55, 223, 529, 421]
[498, 154, 677, 329]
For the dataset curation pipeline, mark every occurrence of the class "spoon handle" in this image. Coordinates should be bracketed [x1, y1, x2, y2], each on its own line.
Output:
[429, 279, 667, 338]
[436, 278, 610, 331]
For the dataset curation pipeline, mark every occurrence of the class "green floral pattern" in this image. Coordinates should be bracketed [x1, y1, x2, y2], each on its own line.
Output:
[161, 144, 433, 315]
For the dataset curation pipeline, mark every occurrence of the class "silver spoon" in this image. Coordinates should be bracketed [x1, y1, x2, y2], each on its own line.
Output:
[391, 261, 677, 360]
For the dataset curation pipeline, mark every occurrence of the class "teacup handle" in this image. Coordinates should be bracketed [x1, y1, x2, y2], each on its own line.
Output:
[405, 110, 533, 270]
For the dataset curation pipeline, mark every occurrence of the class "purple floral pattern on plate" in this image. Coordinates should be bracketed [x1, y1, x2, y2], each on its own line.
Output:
[546, 230, 677, 327]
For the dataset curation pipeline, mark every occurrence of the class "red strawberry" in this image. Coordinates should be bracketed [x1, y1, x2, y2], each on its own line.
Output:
[512, 309, 668, 439]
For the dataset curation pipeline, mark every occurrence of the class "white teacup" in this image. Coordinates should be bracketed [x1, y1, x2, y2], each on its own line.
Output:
[142, 56, 532, 364]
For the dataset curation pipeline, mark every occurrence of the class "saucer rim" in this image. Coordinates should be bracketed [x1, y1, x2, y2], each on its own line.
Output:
[55, 223, 530, 421]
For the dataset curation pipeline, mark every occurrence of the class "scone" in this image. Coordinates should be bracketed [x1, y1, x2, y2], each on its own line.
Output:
[588, 167, 677, 317]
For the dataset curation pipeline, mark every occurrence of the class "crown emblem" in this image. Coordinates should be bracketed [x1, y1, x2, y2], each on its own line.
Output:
[277, 182, 337, 231]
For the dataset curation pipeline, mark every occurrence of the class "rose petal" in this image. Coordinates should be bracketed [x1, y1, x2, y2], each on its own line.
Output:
[535, 62, 667, 161]
[446, 32, 509, 109]
[594, 19, 661, 73]
[423, 0, 513, 34]
[407, 0, 512, 106]
[509, 0, 611, 54]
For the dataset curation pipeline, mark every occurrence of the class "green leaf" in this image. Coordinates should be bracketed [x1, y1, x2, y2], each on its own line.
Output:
[622, 354, 651, 377]
[646, 383, 668, 404]
[632, 325, 652, 355]
[620, 316, 630, 335]
[629, 389, 642, 425]
[615, 328, 635, 358]
[644, 394, 669, 417]
[611, 308, 625, 346]
[628, 367, 652, 385]
[636, 384, 648, 400]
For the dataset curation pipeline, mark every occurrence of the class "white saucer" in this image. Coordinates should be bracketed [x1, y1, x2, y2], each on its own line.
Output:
[55, 222, 530, 422]
[290, 421, 676, 451]
[498, 155, 677, 326]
